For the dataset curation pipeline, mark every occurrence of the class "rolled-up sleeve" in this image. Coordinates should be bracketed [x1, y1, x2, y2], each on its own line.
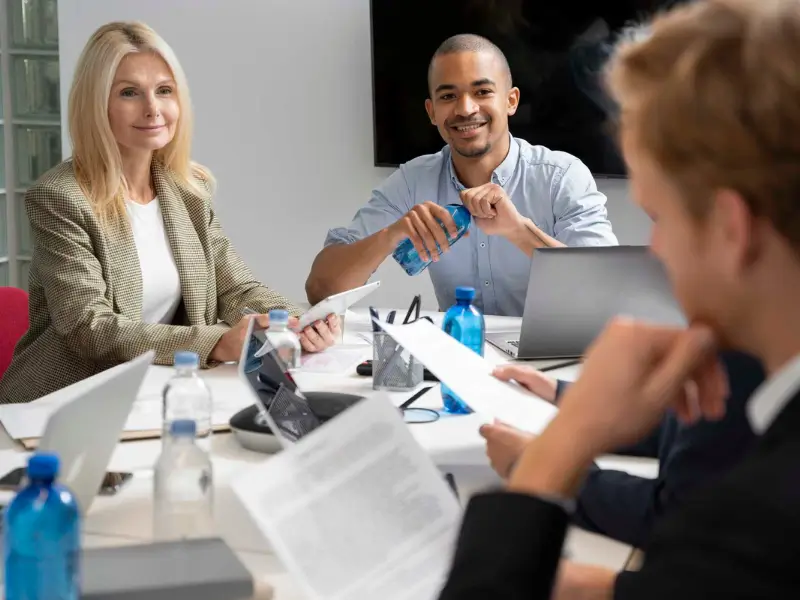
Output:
[551, 159, 618, 247]
[324, 168, 411, 247]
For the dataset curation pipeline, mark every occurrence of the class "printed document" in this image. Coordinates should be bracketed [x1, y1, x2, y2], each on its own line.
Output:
[231, 396, 461, 600]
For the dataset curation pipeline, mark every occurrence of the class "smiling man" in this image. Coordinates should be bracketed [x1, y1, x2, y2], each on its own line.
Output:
[306, 34, 618, 317]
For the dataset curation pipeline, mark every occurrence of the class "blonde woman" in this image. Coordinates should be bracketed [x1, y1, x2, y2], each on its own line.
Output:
[0, 22, 339, 404]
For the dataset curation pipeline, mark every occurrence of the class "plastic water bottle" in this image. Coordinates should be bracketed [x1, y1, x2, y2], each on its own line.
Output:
[267, 309, 302, 369]
[441, 287, 485, 414]
[4, 453, 80, 600]
[153, 419, 215, 541]
[162, 351, 213, 452]
[393, 204, 472, 276]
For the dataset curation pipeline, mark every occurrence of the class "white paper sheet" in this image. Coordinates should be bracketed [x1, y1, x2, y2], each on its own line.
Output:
[231, 396, 462, 600]
[378, 319, 558, 434]
[298, 345, 371, 374]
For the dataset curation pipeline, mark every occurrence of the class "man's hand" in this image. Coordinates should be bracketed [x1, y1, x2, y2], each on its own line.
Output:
[480, 366, 560, 478]
[493, 364, 559, 403]
[479, 420, 534, 478]
[552, 560, 617, 600]
[292, 314, 341, 353]
[506, 318, 726, 500]
[552, 318, 726, 459]
[388, 201, 460, 262]
[460, 183, 523, 238]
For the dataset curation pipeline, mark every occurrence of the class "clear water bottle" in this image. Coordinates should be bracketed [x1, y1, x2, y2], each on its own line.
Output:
[4, 453, 80, 600]
[162, 351, 213, 452]
[441, 286, 485, 414]
[267, 309, 302, 369]
[153, 419, 215, 541]
[393, 204, 472, 276]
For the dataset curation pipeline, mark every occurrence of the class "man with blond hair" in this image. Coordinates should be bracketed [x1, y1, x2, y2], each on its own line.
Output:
[437, 1, 800, 598]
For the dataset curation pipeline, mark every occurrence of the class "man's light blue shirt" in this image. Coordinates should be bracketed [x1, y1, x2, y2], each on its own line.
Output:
[325, 136, 618, 317]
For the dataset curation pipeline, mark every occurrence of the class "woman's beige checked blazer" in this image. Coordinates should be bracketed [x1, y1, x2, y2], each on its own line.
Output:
[0, 160, 299, 403]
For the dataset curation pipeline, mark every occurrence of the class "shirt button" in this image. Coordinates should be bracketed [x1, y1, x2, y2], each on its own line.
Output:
[484, 281, 490, 286]
[480, 242, 486, 248]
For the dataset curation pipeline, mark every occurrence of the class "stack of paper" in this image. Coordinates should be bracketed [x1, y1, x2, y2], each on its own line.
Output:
[232, 395, 461, 599]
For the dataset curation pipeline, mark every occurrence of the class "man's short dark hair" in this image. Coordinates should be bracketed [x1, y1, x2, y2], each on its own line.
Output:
[428, 33, 512, 94]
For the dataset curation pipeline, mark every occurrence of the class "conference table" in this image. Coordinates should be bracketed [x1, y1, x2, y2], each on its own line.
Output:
[0, 308, 657, 599]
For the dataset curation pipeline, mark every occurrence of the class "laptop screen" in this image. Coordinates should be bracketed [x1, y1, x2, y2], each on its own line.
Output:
[240, 320, 322, 443]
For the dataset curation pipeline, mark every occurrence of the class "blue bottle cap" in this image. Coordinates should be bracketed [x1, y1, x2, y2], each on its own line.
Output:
[169, 419, 197, 437]
[455, 286, 476, 301]
[269, 309, 289, 322]
[28, 453, 59, 479]
[174, 351, 199, 369]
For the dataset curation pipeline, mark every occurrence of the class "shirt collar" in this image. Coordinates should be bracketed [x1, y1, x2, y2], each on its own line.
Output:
[747, 353, 800, 434]
[447, 133, 520, 191]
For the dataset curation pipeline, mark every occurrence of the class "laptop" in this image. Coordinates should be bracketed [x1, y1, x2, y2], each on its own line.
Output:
[0, 351, 154, 514]
[236, 320, 463, 497]
[486, 246, 686, 360]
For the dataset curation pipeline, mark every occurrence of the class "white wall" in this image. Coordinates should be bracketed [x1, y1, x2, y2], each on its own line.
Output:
[58, 0, 648, 310]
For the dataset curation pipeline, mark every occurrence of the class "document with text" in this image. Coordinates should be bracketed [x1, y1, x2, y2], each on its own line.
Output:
[231, 396, 462, 600]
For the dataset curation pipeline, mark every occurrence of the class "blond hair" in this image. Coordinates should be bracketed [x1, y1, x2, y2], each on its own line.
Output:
[68, 21, 214, 224]
[606, 0, 800, 248]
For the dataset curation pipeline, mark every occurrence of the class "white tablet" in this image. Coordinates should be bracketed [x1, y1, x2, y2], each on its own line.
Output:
[297, 281, 381, 330]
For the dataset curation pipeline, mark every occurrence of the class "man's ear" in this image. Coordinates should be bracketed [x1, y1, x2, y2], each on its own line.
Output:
[425, 98, 436, 125]
[507, 87, 520, 116]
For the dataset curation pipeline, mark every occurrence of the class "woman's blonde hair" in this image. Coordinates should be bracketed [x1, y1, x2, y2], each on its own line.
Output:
[606, 0, 800, 249]
[68, 21, 214, 224]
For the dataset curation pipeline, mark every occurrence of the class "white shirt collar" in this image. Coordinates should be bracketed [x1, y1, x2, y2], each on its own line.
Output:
[747, 353, 800, 434]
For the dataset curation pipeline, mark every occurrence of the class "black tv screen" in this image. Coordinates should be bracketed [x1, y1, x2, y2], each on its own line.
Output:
[370, 0, 687, 177]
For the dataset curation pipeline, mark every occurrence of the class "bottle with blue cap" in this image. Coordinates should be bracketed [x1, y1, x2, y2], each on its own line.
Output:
[4, 452, 80, 600]
[266, 309, 302, 369]
[162, 350, 213, 452]
[154, 419, 215, 541]
[393, 204, 472, 276]
[441, 286, 485, 413]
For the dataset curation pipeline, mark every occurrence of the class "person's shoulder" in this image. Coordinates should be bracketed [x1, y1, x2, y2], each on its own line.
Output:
[25, 160, 90, 214]
[28, 159, 81, 194]
[514, 137, 586, 174]
[396, 145, 449, 182]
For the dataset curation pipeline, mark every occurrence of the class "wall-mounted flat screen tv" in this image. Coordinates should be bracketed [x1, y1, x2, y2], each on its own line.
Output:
[370, 0, 689, 177]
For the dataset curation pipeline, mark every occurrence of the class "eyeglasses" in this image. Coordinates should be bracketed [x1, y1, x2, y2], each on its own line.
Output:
[399, 386, 439, 424]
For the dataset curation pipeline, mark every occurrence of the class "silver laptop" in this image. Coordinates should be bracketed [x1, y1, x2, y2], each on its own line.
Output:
[32, 351, 153, 513]
[237, 318, 323, 449]
[486, 246, 686, 360]
[235, 321, 464, 498]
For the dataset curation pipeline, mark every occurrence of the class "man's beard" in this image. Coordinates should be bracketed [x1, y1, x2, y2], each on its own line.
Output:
[453, 141, 492, 158]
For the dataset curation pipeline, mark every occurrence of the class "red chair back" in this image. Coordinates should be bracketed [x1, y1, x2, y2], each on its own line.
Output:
[0, 287, 29, 381]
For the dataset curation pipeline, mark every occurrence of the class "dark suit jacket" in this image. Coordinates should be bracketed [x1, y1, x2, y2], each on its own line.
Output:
[438, 392, 800, 600]
[562, 351, 765, 547]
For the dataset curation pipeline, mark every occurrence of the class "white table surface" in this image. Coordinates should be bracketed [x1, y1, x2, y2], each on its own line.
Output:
[0, 308, 657, 599]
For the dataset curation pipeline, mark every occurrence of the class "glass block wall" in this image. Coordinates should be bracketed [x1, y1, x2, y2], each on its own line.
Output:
[0, 0, 61, 290]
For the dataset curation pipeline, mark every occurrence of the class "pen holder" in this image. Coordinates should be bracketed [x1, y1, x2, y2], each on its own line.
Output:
[372, 332, 423, 391]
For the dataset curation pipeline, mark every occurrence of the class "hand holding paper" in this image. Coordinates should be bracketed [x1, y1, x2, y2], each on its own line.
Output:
[377, 319, 558, 434]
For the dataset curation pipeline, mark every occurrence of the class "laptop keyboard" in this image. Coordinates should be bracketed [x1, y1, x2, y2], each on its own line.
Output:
[508, 340, 520, 348]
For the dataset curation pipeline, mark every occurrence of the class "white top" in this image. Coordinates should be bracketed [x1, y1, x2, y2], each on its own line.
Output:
[125, 198, 182, 324]
[747, 353, 800, 434]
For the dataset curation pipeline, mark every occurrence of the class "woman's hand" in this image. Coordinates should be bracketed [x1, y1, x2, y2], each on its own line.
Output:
[291, 314, 341, 353]
[211, 313, 271, 363]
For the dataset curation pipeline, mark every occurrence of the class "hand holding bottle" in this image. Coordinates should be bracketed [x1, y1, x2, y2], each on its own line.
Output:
[389, 201, 461, 262]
